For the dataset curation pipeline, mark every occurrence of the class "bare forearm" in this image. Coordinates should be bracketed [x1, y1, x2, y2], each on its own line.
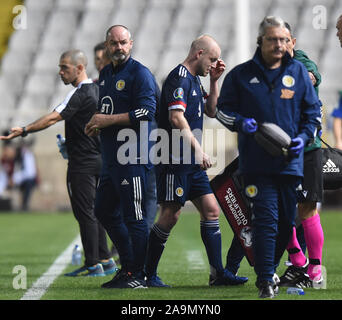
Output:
[170, 112, 202, 154]
[205, 79, 219, 118]
[26, 113, 61, 133]
[0, 111, 62, 140]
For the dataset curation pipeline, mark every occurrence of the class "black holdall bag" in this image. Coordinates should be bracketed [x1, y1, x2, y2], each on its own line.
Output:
[320, 137, 342, 190]
[254, 122, 292, 157]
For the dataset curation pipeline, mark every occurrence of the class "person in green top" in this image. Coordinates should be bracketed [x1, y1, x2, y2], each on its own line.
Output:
[276, 22, 324, 288]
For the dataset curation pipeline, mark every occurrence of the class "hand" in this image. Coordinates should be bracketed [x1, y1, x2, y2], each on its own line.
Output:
[308, 72, 317, 86]
[85, 114, 106, 136]
[289, 137, 304, 156]
[0, 127, 24, 140]
[210, 59, 226, 81]
[242, 118, 258, 134]
[195, 150, 212, 171]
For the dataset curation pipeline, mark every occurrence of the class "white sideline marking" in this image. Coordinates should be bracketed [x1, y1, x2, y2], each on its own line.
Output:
[186, 250, 205, 271]
[20, 234, 81, 300]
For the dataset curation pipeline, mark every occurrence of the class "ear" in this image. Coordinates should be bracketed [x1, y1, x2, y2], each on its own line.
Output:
[197, 49, 204, 59]
[76, 64, 84, 73]
[257, 36, 262, 46]
[292, 37, 297, 47]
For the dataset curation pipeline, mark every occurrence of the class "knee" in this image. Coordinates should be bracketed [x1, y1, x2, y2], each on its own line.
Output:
[202, 204, 220, 221]
[156, 205, 181, 232]
[298, 202, 317, 220]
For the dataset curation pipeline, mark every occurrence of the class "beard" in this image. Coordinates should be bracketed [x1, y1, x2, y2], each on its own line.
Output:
[111, 51, 127, 64]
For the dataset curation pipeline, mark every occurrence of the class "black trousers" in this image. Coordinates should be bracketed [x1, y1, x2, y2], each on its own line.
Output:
[67, 169, 111, 266]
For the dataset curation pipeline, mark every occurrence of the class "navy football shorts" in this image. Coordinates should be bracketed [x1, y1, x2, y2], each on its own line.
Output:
[157, 166, 213, 206]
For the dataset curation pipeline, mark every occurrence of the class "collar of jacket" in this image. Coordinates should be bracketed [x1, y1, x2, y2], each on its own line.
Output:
[110, 56, 133, 74]
[251, 47, 292, 90]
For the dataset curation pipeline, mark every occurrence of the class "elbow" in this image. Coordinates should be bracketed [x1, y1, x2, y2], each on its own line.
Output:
[206, 108, 217, 118]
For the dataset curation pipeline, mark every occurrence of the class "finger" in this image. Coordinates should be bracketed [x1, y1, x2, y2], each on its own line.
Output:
[84, 124, 91, 135]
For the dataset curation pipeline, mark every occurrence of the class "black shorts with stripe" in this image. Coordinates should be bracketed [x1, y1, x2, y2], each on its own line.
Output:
[297, 148, 323, 203]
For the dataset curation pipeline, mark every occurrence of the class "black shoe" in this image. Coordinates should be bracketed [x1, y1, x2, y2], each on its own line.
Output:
[289, 272, 325, 289]
[101, 269, 147, 289]
[279, 259, 309, 287]
[209, 269, 248, 286]
[256, 280, 278, 299]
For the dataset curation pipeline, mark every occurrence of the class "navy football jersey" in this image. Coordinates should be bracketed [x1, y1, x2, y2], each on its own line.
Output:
[98, 57, 158, 168]
[158, 64, 208, 171]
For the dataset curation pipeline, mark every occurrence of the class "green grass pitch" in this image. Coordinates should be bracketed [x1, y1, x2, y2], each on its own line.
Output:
[0, 209, 341, 301]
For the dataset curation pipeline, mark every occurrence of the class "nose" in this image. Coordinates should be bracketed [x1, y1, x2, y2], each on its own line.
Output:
[115, 42, 123, 51]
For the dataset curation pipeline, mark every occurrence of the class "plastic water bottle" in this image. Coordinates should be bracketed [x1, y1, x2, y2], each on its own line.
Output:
[56, 134, 68, 159]
[71, 245, 82, 265]
[286, 287, 305, 295]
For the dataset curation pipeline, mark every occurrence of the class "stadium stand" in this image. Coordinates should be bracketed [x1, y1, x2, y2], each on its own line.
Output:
[0, 0, 342, 210]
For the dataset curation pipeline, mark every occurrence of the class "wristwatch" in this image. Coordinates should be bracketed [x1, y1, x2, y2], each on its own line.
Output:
[21, 126, 28, 137]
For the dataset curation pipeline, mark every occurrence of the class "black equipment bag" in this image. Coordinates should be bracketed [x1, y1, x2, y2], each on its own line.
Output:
[210, 157, 254, 266]
[254, 122, 292, 157]
[320, 138, 342, 190]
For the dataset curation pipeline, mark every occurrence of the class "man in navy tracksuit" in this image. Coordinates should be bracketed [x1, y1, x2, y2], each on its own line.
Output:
[85, 25, 158, 289]
[216, 16, 321, 298]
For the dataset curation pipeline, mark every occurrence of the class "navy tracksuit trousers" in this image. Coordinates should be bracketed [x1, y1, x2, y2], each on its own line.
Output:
[243, 174, 301, 282]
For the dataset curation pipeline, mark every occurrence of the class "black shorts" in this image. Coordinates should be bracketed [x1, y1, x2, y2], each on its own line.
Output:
[297, 148, 323, 203]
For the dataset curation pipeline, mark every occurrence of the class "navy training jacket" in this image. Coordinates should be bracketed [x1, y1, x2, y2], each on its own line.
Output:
[216, 48, 322, 177]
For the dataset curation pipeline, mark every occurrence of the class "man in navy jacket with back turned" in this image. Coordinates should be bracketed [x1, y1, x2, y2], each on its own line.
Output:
[216, 16, 321, 298]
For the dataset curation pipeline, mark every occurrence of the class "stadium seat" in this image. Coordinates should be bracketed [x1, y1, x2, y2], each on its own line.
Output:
[156, 47, 188, 84]
[133, 47, 160, 74]
[0, 70, 26, 96]
[85, 0, 117, 10]
[108, 7, 141, 34]
[120, 0, 148, 9]
[24, 0, 55, 10]
[32, 48, 62, 73]
[1, 50, 33, 74]
[181, 0, 209, 8]
[149, 0, 179, 8]
[8, 29, 41, 53]
[16, 92, 50, 121]
[56, 0, 86, 10]
[24, 71, 57, 97]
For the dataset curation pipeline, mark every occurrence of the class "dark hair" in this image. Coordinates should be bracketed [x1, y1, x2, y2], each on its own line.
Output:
[284, 22, 291, 32]
[94, 42, 106, 53]
[284, 21, 294, 38]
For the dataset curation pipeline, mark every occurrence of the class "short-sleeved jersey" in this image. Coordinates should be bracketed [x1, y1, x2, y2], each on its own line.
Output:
[98, 57, 158, 168]
[54, 79, 101, 174]
[158, 64, 208, 172]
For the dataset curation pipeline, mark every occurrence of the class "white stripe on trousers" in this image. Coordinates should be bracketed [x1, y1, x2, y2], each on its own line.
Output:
[166, 174, 174, 201]
[133, 177, 143, 220]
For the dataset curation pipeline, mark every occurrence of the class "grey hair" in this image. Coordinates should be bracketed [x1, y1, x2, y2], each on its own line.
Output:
[60, 49, 88, 68]
[257, 16, 286, 45]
